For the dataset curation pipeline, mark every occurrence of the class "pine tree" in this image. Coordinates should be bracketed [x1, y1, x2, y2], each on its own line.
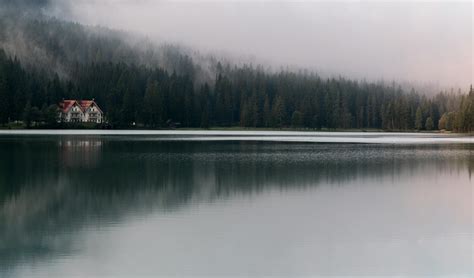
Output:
[438, 113, 448, 130]
[0, 69, 9, 125]
[121, 89, 136, 126]
[143, 80, 162, 127]
[425, 117, 434, 131]
[263, 95, 271, 127]
[415, 107, 423, 130]
[291, 111, 304, 128]
[271, 95, 287, 128]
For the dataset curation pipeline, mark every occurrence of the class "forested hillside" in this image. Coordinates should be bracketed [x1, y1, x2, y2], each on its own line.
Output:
[0, 15, 209, 80]
[0, 15, 472, 132]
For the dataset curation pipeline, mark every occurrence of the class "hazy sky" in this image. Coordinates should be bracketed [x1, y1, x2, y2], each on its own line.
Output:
[48, 0, 472, 87]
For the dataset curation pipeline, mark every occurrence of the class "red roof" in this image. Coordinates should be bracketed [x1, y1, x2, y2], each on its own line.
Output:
[59, 99, 102, 113]
[59, 100, 79, 113]
[79, 100, 94, 110]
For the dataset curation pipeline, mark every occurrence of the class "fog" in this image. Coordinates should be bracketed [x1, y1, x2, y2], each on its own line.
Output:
[8, 0, 474, 87]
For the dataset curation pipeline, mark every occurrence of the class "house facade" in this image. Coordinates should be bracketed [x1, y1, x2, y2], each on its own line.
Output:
[59, 99, 104, 123]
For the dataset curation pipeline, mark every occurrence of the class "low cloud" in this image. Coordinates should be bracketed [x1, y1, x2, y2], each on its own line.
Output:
[5, 0, 474, 87]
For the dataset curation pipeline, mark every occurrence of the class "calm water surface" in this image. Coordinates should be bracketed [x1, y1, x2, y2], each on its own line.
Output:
[0, 131, 472, 277]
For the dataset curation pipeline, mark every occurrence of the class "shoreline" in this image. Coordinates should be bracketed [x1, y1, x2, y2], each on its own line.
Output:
[0, 125, 457, 133]
[0, 129, 470, 137]
[0, 129, 471, 145]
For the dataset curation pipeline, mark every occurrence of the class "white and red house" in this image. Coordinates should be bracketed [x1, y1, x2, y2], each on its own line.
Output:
[58, 99, 104, 123]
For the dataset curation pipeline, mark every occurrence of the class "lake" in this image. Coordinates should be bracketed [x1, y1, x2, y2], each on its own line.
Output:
[0, 131, 472, 277]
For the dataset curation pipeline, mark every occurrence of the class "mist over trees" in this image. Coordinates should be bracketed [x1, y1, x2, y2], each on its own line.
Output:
[0, 16, 472, 132]
[0, 15, 211, 79]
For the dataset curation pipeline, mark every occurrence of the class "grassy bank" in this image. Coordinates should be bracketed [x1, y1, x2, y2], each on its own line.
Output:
[0, 122, 106, 130]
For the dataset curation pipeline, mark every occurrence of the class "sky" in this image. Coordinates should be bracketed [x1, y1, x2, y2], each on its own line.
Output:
[44, 0, 473, 87]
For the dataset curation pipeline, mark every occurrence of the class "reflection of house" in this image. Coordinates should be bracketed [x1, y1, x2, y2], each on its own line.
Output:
[59, 99, 104, 123]
[59, 138, 103, 167]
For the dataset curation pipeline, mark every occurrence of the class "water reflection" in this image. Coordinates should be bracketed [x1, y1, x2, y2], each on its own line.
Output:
[58, 137, 103, 168]
[0, 136, 472, 276]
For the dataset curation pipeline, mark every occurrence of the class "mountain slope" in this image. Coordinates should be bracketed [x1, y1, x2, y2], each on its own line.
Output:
[0, 13, 472, 132]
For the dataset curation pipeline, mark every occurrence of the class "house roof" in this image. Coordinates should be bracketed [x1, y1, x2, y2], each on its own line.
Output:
[79, 100, 94, 111]
[59, 99, 103, 113]
[59, 100, 79, 113]
[80, 100, 103, 113]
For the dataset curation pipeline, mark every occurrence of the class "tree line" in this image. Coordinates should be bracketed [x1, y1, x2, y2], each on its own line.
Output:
[0, 49, 472, 132]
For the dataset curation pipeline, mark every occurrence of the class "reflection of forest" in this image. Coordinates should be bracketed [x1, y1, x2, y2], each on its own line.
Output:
[0, 137, 472, 269]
